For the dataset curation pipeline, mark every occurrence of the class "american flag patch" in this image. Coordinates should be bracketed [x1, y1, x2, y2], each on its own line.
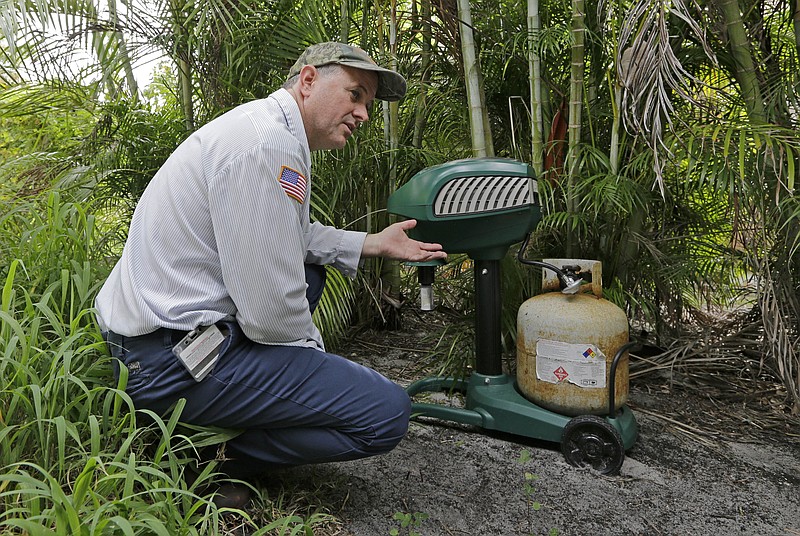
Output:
[278, 166, 307, 203]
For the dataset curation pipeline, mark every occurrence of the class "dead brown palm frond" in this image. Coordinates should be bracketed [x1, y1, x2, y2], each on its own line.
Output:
[617, 0, 716, 195]
[630, 307, 799, 414]
[632, 406, 722, 448]
[632, 388, 799, 445]
[752, 253, 800, 414]
[629, 307, 800, 443]
[631, 308, 761, 372]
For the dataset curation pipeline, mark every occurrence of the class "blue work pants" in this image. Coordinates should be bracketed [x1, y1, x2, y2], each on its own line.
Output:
[106, 265, 411, 479]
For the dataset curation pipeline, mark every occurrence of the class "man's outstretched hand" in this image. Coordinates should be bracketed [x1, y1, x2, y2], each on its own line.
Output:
[361, 219, 447, 262]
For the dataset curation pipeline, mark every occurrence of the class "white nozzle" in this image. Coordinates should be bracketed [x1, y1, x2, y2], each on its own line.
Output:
[420, 285, 434, 311]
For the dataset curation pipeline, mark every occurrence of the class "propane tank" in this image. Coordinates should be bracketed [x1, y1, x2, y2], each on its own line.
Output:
[516, 260, 630, 416]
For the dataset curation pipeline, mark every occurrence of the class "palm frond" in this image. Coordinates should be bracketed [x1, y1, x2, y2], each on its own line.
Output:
[617, 0, 716, 193]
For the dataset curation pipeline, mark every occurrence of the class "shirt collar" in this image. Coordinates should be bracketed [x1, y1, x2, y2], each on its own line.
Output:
[271, 88, 310, 167]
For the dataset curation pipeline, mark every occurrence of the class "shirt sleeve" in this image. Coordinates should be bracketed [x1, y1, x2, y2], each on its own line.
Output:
[304, 222, 366, 278]
[208, 144, 322, 347]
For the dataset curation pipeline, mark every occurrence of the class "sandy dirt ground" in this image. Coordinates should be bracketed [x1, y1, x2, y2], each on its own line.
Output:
[299, 315, 800, 536]
[327, 389, 800, 535]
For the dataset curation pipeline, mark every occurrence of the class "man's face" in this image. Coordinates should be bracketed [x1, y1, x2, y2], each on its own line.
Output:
[299, 65, 379, 151]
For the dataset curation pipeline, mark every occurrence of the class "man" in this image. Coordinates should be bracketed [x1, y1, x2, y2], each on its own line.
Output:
[96, 42, 446, 508]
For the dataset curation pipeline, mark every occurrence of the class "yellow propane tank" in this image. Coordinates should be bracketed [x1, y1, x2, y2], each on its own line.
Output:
[516, 260, 630, 416]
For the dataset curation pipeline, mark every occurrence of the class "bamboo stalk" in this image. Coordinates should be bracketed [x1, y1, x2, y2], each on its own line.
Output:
[528, 0, 543, 175]
[566, 0, 585, 255]
[170, 0, 195, 131]
[456, 0, 493, 157]
[413, 0, 432, 149]
[341, 0, 350, 42]
[794, 0, 800, 55]
[717, 0, 766, 123]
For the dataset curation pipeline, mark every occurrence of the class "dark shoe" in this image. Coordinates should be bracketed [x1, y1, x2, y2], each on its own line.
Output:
[184, 465, 252, 510]
[211, 482, 252, 510]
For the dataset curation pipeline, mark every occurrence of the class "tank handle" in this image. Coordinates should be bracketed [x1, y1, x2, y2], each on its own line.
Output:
[608, 341, 640, 417]
[516, 234, 584, 294]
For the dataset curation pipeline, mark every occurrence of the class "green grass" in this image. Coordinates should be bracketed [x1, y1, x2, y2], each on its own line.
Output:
[0, 187, 333, 534]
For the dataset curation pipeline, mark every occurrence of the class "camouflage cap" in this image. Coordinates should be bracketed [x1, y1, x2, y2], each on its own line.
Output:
[287, 42, 407, 102]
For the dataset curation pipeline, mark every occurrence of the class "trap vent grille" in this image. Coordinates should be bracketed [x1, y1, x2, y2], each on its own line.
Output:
[433, 175, 535, 216]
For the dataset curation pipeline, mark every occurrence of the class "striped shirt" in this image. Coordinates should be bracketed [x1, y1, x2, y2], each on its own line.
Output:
[95, 88, 366, 350]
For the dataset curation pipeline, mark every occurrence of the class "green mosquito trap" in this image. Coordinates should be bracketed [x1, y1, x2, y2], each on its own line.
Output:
[387, 157, 638, 475]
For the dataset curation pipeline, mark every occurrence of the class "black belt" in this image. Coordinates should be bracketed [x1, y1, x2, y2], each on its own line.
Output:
[104, 327, 191, 347]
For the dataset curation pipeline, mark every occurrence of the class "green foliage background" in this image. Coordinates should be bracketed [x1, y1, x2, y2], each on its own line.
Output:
[1, 0, 799, 532]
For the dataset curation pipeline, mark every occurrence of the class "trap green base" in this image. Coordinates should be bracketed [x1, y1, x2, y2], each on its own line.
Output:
[406, 373, 638, 450]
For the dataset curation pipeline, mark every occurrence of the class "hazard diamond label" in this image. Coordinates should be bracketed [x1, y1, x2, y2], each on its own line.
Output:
[535, 339, 606, 388]
[553, 366, 569, 382]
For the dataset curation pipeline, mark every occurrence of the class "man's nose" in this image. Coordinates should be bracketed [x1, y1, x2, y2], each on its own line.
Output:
[354, 103, 370, 122]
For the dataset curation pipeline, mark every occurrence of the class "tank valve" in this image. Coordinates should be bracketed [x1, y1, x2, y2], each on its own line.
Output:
[418, 265, 436, 311]
[516, 234, 585, 294]
[559, 265, 584, 295]
[517, 257, 584, 294]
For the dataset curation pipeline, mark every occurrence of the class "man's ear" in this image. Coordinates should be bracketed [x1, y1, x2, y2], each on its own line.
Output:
[297, 65, 318, 96]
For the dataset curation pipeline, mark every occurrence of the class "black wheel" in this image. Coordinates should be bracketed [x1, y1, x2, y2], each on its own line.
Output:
[560, 415, 625, 475]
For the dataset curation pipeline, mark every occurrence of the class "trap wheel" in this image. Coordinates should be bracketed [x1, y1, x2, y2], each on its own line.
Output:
[561, 415, 625, 475]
